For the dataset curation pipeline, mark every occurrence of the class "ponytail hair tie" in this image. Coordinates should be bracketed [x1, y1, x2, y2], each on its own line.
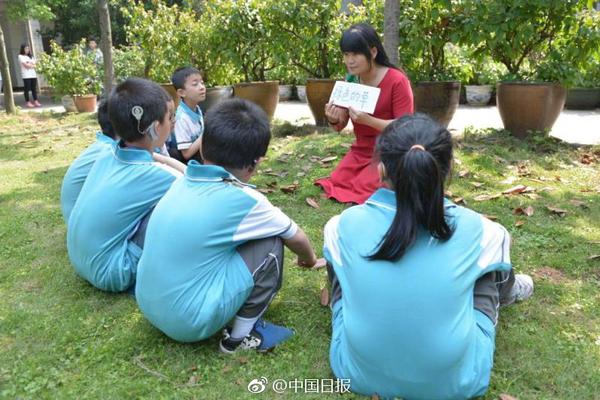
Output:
[410, 144, 426, 151]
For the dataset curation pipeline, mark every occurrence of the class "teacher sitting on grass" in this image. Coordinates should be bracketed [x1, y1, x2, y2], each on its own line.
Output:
[316, 23, 414, 204]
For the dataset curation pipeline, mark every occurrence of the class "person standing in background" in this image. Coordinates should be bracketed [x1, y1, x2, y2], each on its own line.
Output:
[18, 44, 40, 108]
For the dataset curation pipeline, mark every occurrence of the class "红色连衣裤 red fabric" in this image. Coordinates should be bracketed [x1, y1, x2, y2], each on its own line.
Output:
[316, 68, 414, 204]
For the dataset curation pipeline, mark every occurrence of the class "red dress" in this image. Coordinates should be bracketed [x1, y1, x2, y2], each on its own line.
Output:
[316, 68, 414, 204]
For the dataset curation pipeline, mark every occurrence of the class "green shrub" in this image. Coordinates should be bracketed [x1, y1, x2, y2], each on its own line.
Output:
[37, 39, 102, 96]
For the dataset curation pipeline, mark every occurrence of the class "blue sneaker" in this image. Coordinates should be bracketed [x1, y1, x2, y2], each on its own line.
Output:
[253, 319, 294, 351]
[219, 319, 294, 354]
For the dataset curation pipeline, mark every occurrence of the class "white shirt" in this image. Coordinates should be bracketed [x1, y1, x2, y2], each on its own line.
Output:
[18, 55, 37, 79]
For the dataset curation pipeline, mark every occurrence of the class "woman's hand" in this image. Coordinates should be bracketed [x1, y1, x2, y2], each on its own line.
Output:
[348, 106, 371, 125]
[324, 103, 348, 125]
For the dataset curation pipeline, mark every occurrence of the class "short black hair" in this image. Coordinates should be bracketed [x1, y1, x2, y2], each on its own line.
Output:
[107, 78, 170, 142]
[171, 66, 202, 90]
[97, 98, 116, 139]
[202, 98, 270, 170]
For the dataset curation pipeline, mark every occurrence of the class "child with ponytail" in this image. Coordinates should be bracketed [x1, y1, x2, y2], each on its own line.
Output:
[323, 114, 533, 400]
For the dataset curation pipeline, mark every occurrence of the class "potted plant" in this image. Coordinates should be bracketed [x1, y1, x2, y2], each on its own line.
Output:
[203, 0, 281, 120]
[564, 57, 600, 109]
[112, 46, 145, 84]
[270, 0, 347, 125]
[37, 40, 102, 113]
[399, 0, 464, 127]
[464, 56, 505, 106]
[122, 0, 200, 108]
[462, 0, 599, 138]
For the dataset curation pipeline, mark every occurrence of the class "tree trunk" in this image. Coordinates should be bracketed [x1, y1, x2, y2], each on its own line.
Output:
[383, 0, 400, 66]
[0, 24, 16, 114]
[98, 0, 114, 94]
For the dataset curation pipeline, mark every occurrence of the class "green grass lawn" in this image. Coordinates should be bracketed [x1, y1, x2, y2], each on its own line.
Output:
[0, 111, 599, 399]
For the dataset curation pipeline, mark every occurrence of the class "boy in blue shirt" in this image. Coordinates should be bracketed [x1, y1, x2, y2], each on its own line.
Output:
[136, 99, 321, 353]
[67, 78, 184, 292]
[60, 99, 117, 224]
[323, 114, 533, 400]
[168, 66, 206, 163]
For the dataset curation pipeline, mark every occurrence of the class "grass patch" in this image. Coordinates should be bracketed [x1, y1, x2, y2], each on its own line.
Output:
[0, 112, 599, 399]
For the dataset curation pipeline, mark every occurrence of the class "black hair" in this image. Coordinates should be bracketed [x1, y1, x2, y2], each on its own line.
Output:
[107, 78, 170, 142]
[340, 23, 396, 70]
[171, 66, 203, 90]
[19, 44, 31, 57]
[97, 98, 116, 139]
[202, 98, 270, 170]
[369, 113, 454, 262]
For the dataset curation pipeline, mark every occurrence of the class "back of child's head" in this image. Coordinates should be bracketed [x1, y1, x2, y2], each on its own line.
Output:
[171, 66, 202, 90]
[97, 98, 116, 139]
[370, 113, 454, 262]
[108, 77, 170, 142]
[202, 98, 270, 170]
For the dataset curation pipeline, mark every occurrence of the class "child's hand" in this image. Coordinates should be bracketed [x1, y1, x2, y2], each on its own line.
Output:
[312, 258, 327, 269]
[297, 255, 318, 268]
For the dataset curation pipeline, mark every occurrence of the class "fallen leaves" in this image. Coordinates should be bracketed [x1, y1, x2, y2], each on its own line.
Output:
[514, 220, 526, 227]
[513, 206, 534, 217]
[568, 199, 587, 208]
[280, 182, 299, 194]
[474, 194, 501, 202]
[483, 214, 498, 221]
[305, 197, 320, 209]
[502, 185, 535, 195]
[579, 152, 598, 165]
[499, 394, 518, 400]
[546, 206, 568, 217]
[319, 156, 338, 164]
[588, 254, 600, 260]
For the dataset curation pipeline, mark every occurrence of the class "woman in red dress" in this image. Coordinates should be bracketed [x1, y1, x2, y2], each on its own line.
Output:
[316, 23, 414, 204]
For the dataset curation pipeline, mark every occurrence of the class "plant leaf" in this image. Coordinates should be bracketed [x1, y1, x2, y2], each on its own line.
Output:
[502, 185, 527, 195]
[320, 156, 338, 163]
[547, 206, 568, 217]
[513, 206, 534, 217]
[474, 194, 501, 201]
[305, 197, 320, 209]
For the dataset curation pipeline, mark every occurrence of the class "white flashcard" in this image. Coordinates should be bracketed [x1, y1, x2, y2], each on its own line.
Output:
[329, 81, 381, 114]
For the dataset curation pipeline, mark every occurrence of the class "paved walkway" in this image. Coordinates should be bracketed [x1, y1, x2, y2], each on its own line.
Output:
[273, 102, 600, 145]
[2, 93, 599, 145]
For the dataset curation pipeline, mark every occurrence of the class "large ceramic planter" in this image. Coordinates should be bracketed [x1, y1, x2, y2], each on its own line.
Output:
[564, 87, 600, 110]
[306, 78, 336, 126]
[159, 83, 179, 108]
[496, 82, 566, 139]
[73, 94, 97, 113]
[199, 86, 233, 113]
[413, 81, 461, 128]
[279, 84, 294, 101]
[61, 95, 78, 113]
[465, 85, 493, 106]
[233, 80, 279, 120]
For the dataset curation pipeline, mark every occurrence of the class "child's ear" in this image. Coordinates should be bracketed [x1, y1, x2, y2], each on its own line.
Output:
[176, 88, 186, 98]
